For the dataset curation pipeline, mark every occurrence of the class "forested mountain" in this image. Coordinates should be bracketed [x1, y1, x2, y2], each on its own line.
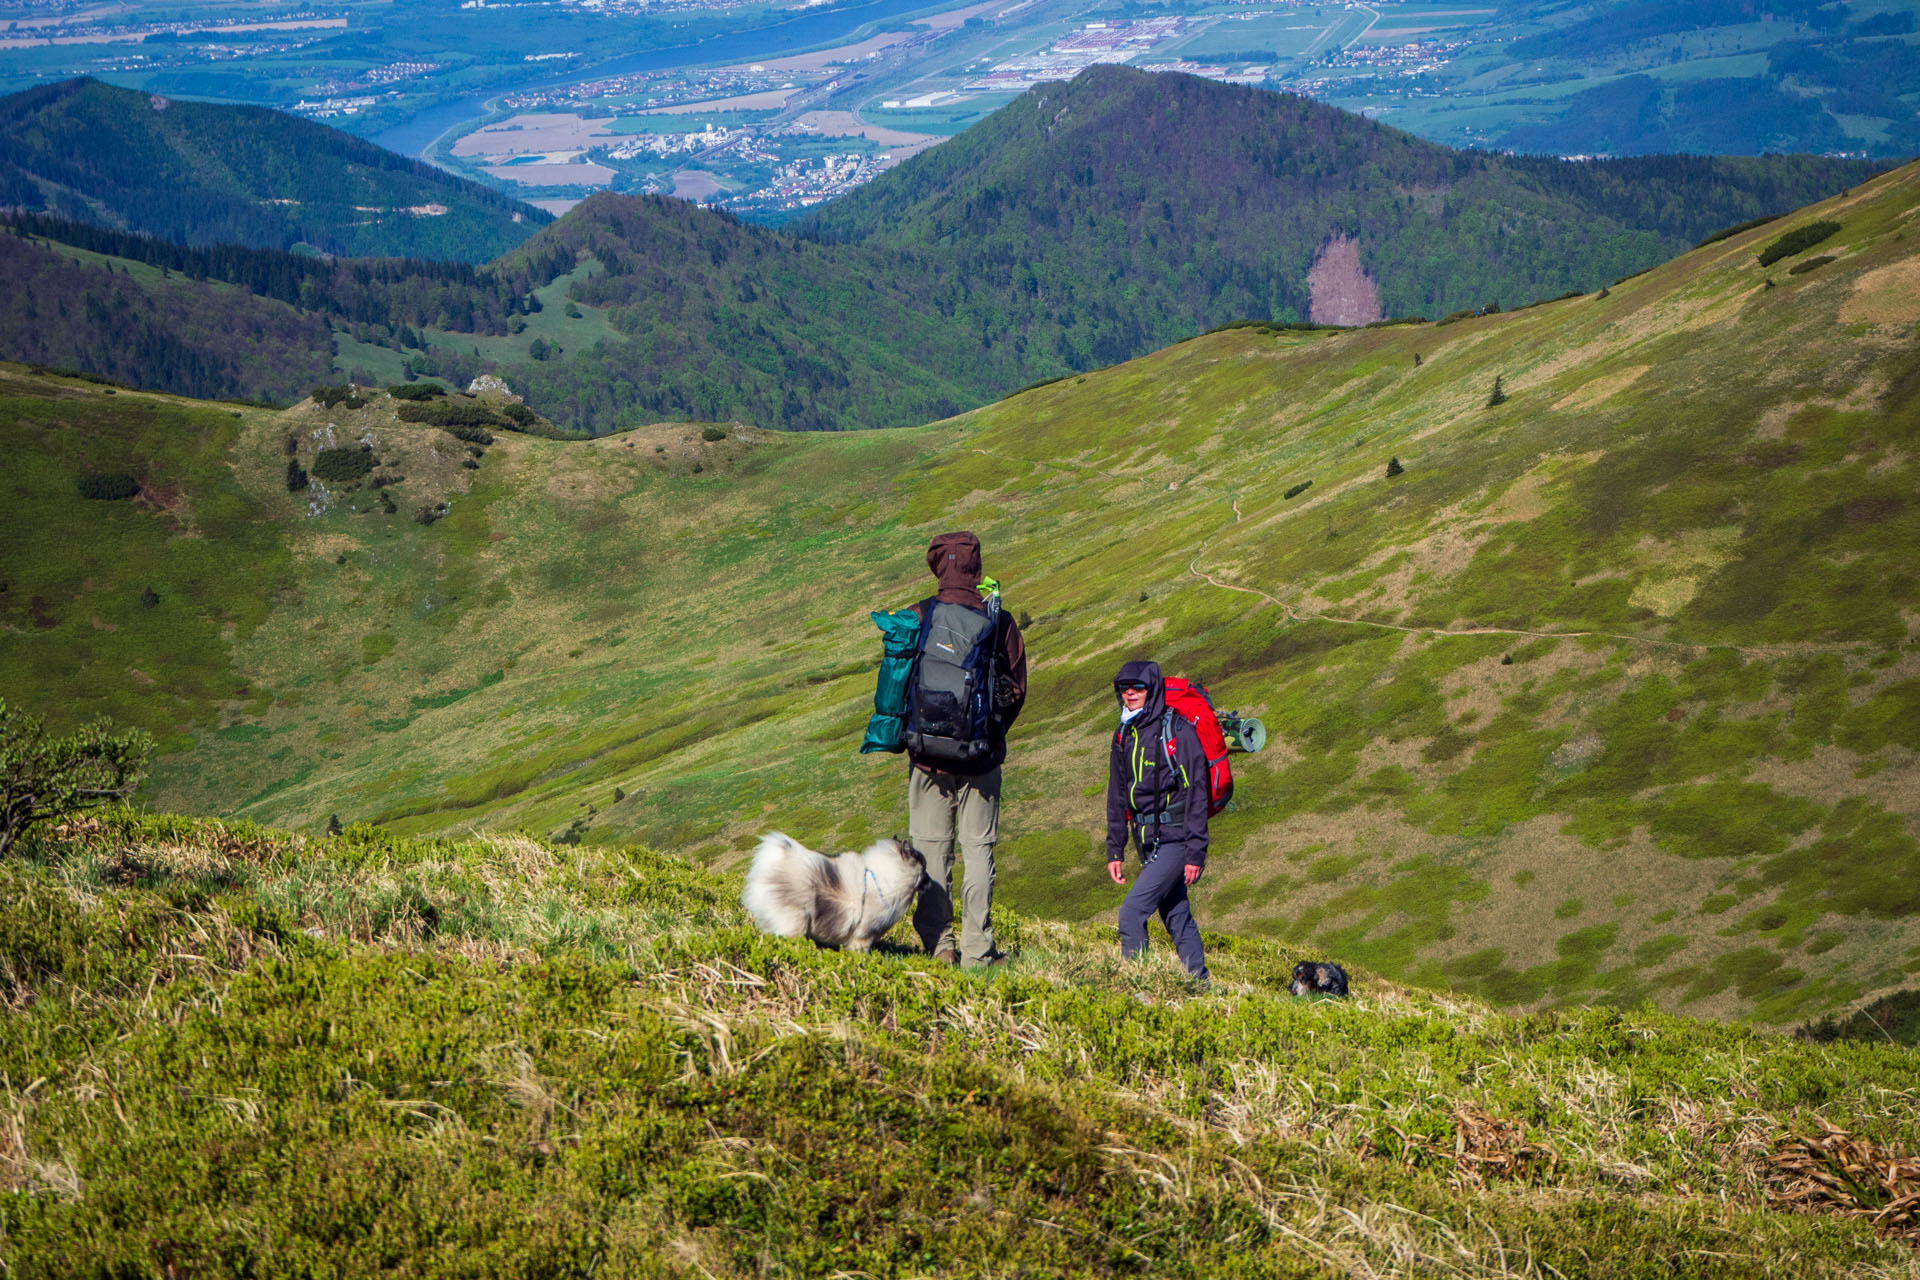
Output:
[0, 230, 336, 402]
[473, 194, 1014, 432]
[798, 67, 1879, 363]
[0, 205, 1001, 427]
[0, 78, 548, 262]
[0, 69, 1883, 428]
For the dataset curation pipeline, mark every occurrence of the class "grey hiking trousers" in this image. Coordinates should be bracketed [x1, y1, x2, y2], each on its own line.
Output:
[1118, 841, 1208, 981]
[908, 765, 999, 964]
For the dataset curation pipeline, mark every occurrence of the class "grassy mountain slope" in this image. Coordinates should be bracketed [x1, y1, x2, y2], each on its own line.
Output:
[0, 78, 549, 262]
[3, 810, 1917, 1275]
[797, 67, 1879, 362]
[7, 161, 1920, 1026]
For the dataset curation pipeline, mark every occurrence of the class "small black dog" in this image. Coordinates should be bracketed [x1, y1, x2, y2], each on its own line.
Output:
[1289, 960, 1350, 998]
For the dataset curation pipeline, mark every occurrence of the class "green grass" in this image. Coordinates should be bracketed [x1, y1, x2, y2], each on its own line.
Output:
[419, 257, 620, 367]
[1, 811, 1916, 1275]
[6, 164, 1920, 1026]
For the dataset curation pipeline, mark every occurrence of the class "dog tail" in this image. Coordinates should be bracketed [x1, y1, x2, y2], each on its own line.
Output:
[741, 832, 806, 935]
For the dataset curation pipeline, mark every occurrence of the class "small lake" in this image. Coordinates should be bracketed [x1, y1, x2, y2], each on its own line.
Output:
[373, 0, 953, 157]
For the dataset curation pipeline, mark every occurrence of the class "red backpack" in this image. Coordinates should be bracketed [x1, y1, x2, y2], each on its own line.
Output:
[1164, 677, 1234, 816]
[1114, 677, 1235, 817]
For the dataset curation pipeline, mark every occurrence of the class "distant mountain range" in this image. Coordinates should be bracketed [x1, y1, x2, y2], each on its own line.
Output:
[0, 68, 1885, 428]
[0, 78, 548, 262]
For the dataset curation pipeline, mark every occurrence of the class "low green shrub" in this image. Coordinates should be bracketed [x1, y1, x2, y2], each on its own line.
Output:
[0, 701, 151, 855]
[397, 399, 503, 430]
[1284, 479, 1314, 500]
[1757, 220, 1841, 267]
[75, 472, 139, 501]
[1787, 255, 1836, 276]
[1695, 213, 1782, 249]
[701, 425, 728, 442]
[5, 812, 1919, 1278]
[27, 364, 128, 388]
[1795, 987, 1920, 1045]
[311, 446, 373, 485]
[286, 459, 309, 492]
[385, 383, 446, 401]
[310, 385, 367, 410]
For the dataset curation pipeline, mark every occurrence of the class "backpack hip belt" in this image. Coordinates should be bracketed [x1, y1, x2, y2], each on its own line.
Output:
[1131, 798, 1187, 856]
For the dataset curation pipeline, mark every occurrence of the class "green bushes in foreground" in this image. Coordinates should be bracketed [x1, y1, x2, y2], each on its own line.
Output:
[0, 703, 151, 855]
[0, 810, 1915, 1276]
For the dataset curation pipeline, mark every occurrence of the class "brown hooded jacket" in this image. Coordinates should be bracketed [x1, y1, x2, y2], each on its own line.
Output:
[907, 530, 1027, 775]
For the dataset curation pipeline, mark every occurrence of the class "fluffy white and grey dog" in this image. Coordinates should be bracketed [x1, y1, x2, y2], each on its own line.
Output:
[740, 832, 932, 951]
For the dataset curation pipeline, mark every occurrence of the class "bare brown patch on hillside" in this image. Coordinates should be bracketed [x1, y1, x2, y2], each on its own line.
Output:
[1475, 459, 1574, 525]
[1306, 235, 1384, 326]
[1627, 526, 1741, 618]
[1841, 258, 1920, 327]
[1438, 642, 1601, 725]
[1747, 746, 1920, 818]
[1444, 818, 1719, 949]
[1553, 365, 1649, 412]
[1214, 808, 1441, 902]
[545, 455, 629, 505]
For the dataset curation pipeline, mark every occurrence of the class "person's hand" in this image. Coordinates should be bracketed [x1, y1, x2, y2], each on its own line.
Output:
[1184, 863, 1204, 886]
[1108, 860, 1126, 885]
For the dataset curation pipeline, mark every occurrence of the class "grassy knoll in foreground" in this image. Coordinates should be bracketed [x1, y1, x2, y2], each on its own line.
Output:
[2, 812, 1917, 1276]
[6, 162, 1920, 1025]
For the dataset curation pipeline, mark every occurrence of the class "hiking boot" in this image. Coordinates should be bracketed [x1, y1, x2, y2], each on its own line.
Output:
[966, 952, 1010, 970]
[932, 947, 959, 966]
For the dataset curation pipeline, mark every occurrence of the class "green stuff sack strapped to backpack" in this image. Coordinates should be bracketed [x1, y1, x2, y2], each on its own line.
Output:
[860, 608, 923, 754]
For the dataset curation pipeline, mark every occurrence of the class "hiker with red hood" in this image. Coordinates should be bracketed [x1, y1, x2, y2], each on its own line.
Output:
[1106, 659, 1210, 983]
[901, 531, 1027, 967]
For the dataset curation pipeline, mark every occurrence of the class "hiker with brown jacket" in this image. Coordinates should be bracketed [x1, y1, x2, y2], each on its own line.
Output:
[903, 531, 1027, 967]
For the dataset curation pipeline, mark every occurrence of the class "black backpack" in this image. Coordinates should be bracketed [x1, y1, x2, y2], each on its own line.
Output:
[903, 596, 1000, 765]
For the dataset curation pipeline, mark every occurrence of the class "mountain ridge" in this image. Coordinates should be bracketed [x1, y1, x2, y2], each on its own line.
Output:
[0, 69, 1885, 430]
[0, 77, 550, 262]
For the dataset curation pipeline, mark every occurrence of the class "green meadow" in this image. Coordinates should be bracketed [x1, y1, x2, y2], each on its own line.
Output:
[2, 810, 1916, 1275]
[5, 161, 1920, 1028]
